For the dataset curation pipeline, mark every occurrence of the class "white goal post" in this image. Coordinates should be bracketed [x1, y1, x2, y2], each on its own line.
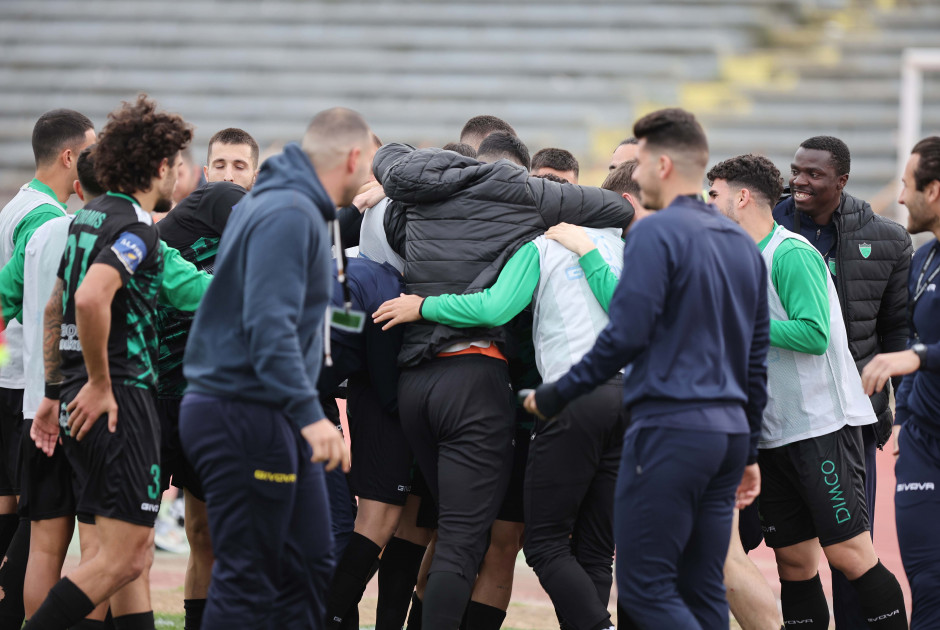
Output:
[895, 48, 940, 226]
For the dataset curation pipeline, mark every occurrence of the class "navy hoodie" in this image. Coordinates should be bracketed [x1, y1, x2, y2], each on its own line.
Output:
[184, 143, 336, 429]
[536, 195, 770, 462]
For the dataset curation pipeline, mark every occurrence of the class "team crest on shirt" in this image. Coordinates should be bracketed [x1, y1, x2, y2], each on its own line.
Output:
[859, 243, 872, 259]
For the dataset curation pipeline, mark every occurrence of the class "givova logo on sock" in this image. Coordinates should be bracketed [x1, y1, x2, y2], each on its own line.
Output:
[868, 609, 900, 622]
[786, 620, 817, 625]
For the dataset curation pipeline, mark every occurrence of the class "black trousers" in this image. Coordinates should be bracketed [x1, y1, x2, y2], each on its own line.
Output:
[523, 377, 626, 630]
[398, 354, 515, 587]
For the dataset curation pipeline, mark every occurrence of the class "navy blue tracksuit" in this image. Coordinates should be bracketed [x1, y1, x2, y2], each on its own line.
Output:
[895, 239, 940, 629]
[181, 143, 337, 629]
[536, 195, 769, 629]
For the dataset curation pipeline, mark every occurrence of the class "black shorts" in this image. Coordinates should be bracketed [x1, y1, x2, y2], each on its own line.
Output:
[347, 376, 412, 506]
[18, 420, 93, 524]
[0, 387, 24, 495]
[156, 396, 204, 502]
[496, 422, 530, 523]
[61, 384, 162, 527]
[758, 424, 870, 548]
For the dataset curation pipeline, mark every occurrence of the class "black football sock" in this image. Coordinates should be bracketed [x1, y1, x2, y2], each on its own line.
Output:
[850, 561, 907, 629]
[0, 518, 29, 626]
[23, 578, 95, 629]
[376, 537, 426, 630]
[183, 599, 206, 630]
[461, 601, 506, 630]
[423, 572, 471, 630]
[111, 611, 155, 630]
[325, 532, 382, 629]
[780, 574, 830, 629]
[406, 593, 423, 630]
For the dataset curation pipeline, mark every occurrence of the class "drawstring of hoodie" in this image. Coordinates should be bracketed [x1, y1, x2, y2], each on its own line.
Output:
[324, 218, 353, 367]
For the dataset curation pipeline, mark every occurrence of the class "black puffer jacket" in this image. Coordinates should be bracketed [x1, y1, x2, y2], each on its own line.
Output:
[375, 143, 634, 368]
[774, 193, 912, 446]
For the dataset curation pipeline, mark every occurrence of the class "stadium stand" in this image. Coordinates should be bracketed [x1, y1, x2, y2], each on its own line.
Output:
[0, 0, 937, 206]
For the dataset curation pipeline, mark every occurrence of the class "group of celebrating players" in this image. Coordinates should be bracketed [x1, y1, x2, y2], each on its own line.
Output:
[0, 93, 938, 630]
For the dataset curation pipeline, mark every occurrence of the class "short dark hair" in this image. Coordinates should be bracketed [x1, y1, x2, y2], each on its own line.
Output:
[208, 127, 259, 168]
[707, 154, 783, 207]
[618, 137, 638, 147]
[531, 148, 579, 177]
[602, 160, 640, 197]
[442, 142, 478, 158]
[477, 131, 530, 169]
[31, 109, 94, 168]
[459, 115, 516, 143]
[632, 108, 708, 169]
[532, 172, 569, 185]
[94, 94, 193, 195]
[912, 136, 940, 191]
[799, 135, 851, 176]
[76, 145, 105, 199]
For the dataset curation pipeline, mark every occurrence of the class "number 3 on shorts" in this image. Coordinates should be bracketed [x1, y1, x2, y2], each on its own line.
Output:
[147, 464, 161, 500]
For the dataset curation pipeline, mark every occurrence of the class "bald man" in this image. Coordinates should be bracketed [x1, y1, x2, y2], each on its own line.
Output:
[180, 108, 375, 628]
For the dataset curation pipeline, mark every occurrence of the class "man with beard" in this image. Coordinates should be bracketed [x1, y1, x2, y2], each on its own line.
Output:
[26, 94, 193, 630]
[180, 108, 372, 628]
[711, 154, 907, 630]
[0, 109, 95, 627]
[862, 136, 940, 628]
[525, 109, 768, 629]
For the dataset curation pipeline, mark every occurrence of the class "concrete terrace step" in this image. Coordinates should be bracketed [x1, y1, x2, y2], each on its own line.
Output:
[2, 45, 718, 79]
[0, 21, 751, 54]
[0, 0, 785, 28]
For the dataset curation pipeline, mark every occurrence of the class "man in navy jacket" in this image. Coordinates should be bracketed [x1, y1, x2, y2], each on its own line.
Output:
[527, 108, 769, 629]
[181, 108, 374, 629]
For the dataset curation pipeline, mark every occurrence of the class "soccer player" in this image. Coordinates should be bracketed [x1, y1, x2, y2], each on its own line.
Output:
[608, 138, 638, 171]
[774, 136, 912, 629]
[154, 180, 247, 630]
[374, 205, 628, 630]
[862, 136, 940, 628]
[20, 146, 109, 628]
[0, 108, 95, 627]
[180, 108, 371, 628]
[203, 127, 259, 191]
[531, 148, 580, 184]
[317, 257, 411, 630]
[458, 115, 516, 151]
[710, 154, 907, 630]
[525, 108, 768, 629]
[372, 130, 632, 629]
[25, 95, 194, 630]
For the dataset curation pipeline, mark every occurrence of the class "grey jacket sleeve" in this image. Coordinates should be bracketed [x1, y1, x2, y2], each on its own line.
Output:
[529, 177, 635, 230]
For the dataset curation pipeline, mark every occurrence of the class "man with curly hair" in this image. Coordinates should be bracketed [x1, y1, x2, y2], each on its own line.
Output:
[25, 94, 195, 630]
[710, 154, 907, 630]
